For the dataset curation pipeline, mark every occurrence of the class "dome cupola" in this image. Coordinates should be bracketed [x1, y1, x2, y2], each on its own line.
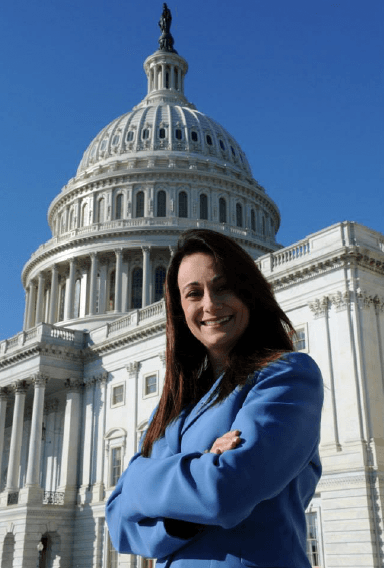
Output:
[21, 5, 282, 333]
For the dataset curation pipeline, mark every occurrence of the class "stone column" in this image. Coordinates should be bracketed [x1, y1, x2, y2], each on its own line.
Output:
[0, 388, 8, 491]
[65, 258, 76, 320]
[35, 273, 45, 325]
[142, 246, 151, 307]
[89, 253, 98, 315]
[169, 245, 176, 258]
[25, 375, 48, 487]
[6, 381, 29, 492]
[114, 249, 123, 313]
[79, 377, 95, 503]
[23, 288, 30, 330]
[92, 373, 108, 502]
[58, 379, 83, 504]
[48, 265, 59, 324]
[127, 362, 141, 454]
[27, 281, 37, 329]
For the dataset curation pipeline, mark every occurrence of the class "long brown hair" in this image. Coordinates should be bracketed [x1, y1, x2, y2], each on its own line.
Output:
[141, 229, 295, 456]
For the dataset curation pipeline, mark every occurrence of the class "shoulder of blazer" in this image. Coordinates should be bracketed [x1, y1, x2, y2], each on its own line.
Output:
[249, 352, 322, 386]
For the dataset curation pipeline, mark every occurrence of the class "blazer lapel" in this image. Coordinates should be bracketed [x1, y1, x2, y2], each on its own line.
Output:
[164, 405, 192, 454]
[181, 374, 224, 436]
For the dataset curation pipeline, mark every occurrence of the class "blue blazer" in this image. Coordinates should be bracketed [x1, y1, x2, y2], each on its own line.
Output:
[106, 352, 324, 567]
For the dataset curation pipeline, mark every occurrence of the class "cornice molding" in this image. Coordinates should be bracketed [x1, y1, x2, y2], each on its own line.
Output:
[266, 249, 384, 291]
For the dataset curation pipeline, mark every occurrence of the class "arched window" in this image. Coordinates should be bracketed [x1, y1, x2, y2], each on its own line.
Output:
[131, 267, 143, 309]
[82, 203, 88, 226]
[73, 278, 81, 318]
[251, 209, 256, 232]
[98, 198, 105, 223]
[58, 284, 66, 322]
[108, 270, 116, 311]
[178, 191, 188, 218]
[136, 191, 145, 218]
[115, 194, 123, 220]
[157, 191, 166, 217]
[200, 194, 208, 220]
[219, 198, 227, 223]
[236, 203, 243, 228]
[60, 213, 66, 234]
[154, 266, 166, 302]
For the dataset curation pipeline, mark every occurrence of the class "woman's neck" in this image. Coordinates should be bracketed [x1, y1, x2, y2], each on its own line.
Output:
[208, 351, 227, 380]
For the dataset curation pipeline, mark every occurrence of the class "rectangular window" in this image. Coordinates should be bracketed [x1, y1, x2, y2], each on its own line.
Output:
[111, 447, 122, 486]
[294, 327, 308, 351]
[141, 559, 155, 568]
[306, 512, 321, 567]
[112, 384, 124, 407]
[145, 374, 157, 396]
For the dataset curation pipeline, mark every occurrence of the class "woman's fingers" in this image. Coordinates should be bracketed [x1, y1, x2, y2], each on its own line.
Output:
[209, 430, 242, 454]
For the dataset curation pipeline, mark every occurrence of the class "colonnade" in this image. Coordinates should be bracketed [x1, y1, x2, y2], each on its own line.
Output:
[24, 246, 172, 330]
[0, 377, 90, 506]
[0, 377, 50, 502]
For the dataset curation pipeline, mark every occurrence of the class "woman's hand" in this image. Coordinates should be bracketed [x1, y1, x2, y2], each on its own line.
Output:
[209, 430, 241, 455]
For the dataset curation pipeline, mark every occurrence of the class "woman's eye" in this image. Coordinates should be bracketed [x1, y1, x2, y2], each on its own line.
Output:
[187, 290, 200, 298]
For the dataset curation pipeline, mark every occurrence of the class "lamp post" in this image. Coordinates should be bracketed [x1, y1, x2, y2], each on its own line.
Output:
[36, 541, 44, 568]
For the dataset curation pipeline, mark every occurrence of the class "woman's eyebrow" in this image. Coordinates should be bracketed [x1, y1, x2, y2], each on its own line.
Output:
[182, 281, 200, 292]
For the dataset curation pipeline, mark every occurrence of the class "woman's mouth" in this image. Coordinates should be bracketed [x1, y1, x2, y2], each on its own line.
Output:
[201, 315, 233, 327]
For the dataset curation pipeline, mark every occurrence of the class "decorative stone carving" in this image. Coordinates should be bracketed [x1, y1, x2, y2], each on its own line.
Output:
[31, 373, 49, 387]
[10, 380, 29, 395]
[330, 290, 351, 312]
[159, 351, 166, 367]
[357, 289, 374, 310]
[308, 296, 329, 318]
[127, 361, 140, 378]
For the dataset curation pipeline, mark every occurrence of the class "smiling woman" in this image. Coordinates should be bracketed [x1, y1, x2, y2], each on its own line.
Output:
[106, 229, 324, 568]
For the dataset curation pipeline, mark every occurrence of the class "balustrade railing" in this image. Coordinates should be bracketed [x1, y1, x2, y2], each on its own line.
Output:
[7, 491, 19, 505]
[43, 491, 64, 505]
[107, 300, 165, 336]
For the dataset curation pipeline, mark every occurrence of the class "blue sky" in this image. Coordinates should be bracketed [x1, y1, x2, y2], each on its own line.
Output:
[0, 0, 383, 340]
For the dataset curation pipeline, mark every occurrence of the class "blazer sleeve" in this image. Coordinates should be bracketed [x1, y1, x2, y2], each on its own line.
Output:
[107, 353, 323, 533]
[106, 459, 203, 557]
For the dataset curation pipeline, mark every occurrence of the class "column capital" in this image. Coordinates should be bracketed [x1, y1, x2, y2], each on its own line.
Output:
[52, 263, 59, 272]
[95, 372, 108, 385]
[64, 378, 84, 393]
[90, 251, 98, 259]
[115, 248, 124, 256]
[30, 373, 49, 387]
[308, 296, 330, 318]
[159, 351, 166, 368]
[10, 380, 29, 395]
[141, 246, 151, 254]
[127, 361, 140, 378]
[169, 245, 176, 257]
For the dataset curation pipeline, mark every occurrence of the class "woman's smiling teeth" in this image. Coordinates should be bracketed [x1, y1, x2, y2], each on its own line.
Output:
[201, 315, 233, 326]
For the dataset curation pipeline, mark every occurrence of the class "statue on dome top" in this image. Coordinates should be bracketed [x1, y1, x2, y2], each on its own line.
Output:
[158, 3, 177, 53]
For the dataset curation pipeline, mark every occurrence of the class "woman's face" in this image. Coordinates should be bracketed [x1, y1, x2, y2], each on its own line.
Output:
[177, 253, 249, 360]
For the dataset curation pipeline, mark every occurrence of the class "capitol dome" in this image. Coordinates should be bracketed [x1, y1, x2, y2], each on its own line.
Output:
[21, 12, 282, 333]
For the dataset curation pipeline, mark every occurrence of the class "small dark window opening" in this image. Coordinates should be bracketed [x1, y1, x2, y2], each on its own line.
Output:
[126, 131, 134, 142]
[159, 128, 166, 139]
[166, 72, 169, 89]
[236, 203, 243, 227]
[175, 129, 183, 140]
[230, 146, 236, 156]
[206, 135, 213, 146]
[191, 131, 198, 142]
[142, 129, 149, 140]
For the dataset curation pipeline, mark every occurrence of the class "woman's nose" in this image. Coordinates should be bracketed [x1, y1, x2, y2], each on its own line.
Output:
[202, 290, 222, 311]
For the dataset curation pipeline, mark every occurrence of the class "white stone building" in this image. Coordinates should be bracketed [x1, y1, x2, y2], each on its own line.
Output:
[0, 10, 383, 568]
